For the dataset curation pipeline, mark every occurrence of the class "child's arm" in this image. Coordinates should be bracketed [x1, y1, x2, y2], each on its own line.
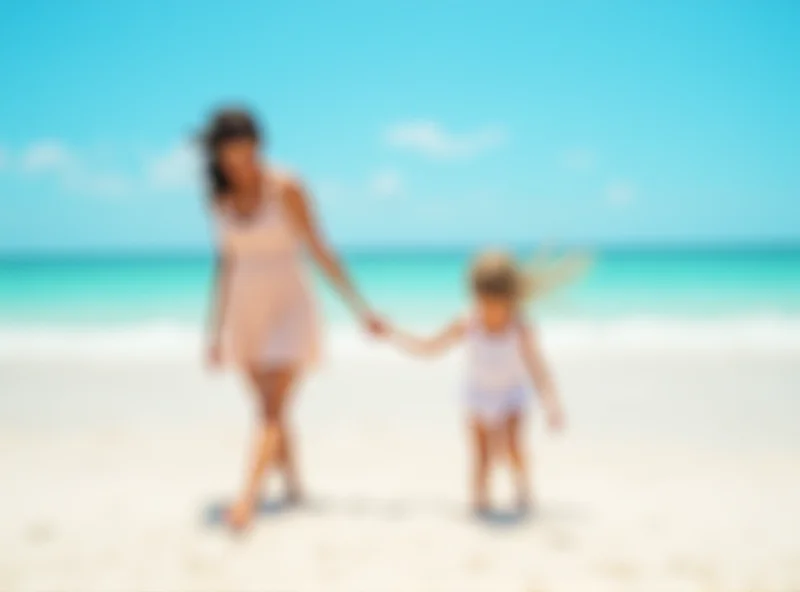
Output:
[518, 321, 565, 431]
[389, 318, 467, 357]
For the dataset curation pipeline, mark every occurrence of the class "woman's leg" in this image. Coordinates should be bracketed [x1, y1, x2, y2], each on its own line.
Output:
[505, 411, 531, 509]
[276, 393, 303, 503]
[227, 366, 298, 529]
[469, 417, 492, 513]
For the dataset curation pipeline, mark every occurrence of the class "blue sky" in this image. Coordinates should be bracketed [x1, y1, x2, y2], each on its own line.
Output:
[0, 0, 798, 253]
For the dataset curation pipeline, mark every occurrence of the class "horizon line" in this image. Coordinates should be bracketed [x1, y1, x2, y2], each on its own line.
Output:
[1, 239, 800, 262]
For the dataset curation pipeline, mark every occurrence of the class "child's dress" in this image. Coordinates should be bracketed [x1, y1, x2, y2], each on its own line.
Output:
[214, 169, 320, 369]
[464, 317, 531, 425]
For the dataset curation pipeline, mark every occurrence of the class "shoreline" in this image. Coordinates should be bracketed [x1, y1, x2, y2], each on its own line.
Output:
[1, 327, 799, 590]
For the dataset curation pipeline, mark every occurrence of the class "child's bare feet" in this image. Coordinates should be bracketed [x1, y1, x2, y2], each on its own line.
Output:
[516, 490, 535, 515]
[472, 505, 490, 518]
[286, 486, 305, 506]
[472, 493, 490, 516]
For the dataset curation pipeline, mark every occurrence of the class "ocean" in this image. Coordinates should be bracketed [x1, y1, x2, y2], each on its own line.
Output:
[3, 249, 800, 589]
[1, 247, 800, 356]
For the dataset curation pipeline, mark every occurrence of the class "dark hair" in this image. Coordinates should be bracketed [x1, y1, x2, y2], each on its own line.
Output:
[199, 108, 263, 198]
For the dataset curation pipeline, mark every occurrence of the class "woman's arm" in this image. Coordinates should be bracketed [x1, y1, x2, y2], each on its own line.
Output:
[519, 322, 565, 430]
[390, 319, 466, 357]
[206, 251, 232, 366]
[283, 178, 382, 332]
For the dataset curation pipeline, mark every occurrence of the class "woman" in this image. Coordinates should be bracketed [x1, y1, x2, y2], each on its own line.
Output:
[202, 108, 383, 530]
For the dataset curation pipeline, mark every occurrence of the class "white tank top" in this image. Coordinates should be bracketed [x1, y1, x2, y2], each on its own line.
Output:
[215, 170, 300, 263]
[465, 317, 528, 393]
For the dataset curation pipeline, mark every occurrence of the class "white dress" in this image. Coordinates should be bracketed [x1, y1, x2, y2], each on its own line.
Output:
[214, 170, 320, 368]
[464, 317, 532, 424]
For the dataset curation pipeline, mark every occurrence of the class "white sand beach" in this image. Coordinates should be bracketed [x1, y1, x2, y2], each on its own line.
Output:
[1, 327, 799, 591]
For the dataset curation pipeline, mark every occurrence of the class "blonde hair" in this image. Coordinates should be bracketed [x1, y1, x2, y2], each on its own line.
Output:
[469, 248, 590, 304]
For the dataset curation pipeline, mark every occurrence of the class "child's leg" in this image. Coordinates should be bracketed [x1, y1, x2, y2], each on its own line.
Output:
[469, 417, 492, 512]
[504, 411, 532, 509]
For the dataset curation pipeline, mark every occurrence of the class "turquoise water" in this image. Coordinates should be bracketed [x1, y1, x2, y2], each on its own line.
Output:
[1, 248, 799, 328]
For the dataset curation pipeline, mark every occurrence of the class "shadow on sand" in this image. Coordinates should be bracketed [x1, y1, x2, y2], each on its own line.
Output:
[473, 507, 532, 528]
[203, 496, 586, 531]
[204, 498, 294, 526]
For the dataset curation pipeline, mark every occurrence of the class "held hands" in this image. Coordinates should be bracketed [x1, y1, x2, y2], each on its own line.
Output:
[362, 311, 390, 338]
[205, 313, 388, 370]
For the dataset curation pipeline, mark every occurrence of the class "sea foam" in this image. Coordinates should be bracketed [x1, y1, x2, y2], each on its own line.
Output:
[1, 315, 799, 361]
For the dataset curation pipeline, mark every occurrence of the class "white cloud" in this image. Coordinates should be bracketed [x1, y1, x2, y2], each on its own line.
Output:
[606, 180, 637, 207]
[17, 140, 132, 197]
[21, 140, 75, 174]
[561, 148, 596, 172]
[146, 143, 201, 191]
[384, 120, 507, 160]
[7, 139, 201, 198]
[368, 168, 403, 199]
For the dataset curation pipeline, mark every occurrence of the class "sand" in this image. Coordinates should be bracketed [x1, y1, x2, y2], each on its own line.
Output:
[1, 335, 799, 591]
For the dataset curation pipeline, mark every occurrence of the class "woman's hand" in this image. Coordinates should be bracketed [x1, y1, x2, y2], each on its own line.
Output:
[283, 179, 390, 340]
[206, 339, 223, 369]
[388, 319, 467, 357]
[362, 311, 388, 337]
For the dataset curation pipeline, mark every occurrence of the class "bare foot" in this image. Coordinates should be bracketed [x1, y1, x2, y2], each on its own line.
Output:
[473, 506, 490, 517]
[516, 491, 536, 515]
[225, 498, 256, 532]
[472, 497, 490, 517]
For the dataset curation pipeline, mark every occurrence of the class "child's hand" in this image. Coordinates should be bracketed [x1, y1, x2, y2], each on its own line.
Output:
[544, 396, 566, 432]
[374, 318, 396, 340]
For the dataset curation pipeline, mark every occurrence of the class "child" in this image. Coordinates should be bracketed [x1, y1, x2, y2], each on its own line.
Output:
[387, 250, 580, 514]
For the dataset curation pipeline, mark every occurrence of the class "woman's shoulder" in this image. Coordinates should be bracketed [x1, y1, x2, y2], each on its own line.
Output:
[267, 166, 314, 223]
[267, 164, 304, 194]
[267, 165, 307, 211]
